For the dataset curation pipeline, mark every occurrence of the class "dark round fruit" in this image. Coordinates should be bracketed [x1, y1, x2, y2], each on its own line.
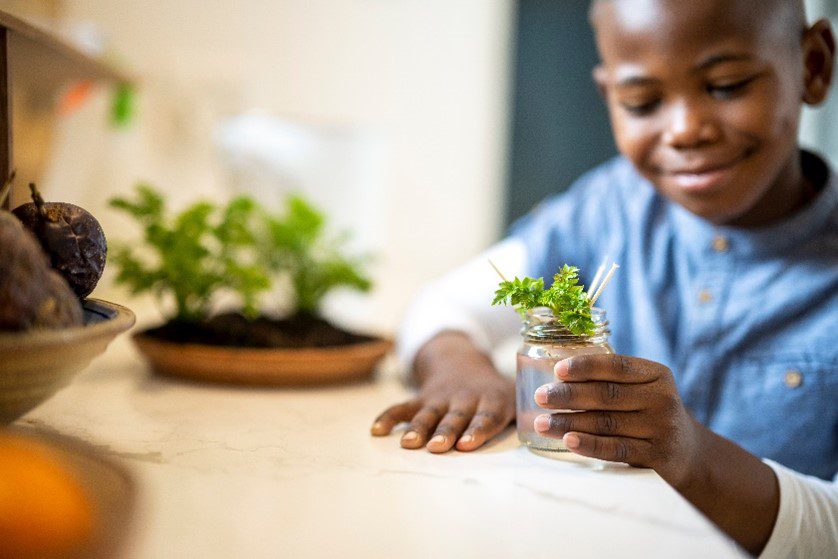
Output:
[13, 185, 107, 299]
[0, 211, 84, 330]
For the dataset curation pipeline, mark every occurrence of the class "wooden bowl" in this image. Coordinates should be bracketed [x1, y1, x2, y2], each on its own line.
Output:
[133, 332, 392, 386]
[0, 299, 135, 423]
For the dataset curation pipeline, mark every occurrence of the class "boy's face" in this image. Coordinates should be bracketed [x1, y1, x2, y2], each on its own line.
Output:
[592, 0, 831, 225]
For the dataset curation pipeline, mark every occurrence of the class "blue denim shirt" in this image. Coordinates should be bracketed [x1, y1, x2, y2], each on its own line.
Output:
[511, 153, 838, 480]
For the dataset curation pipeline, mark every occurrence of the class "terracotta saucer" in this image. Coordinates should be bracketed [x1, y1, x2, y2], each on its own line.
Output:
[0, 299, 136, 423]
[133, 332, 392, 386]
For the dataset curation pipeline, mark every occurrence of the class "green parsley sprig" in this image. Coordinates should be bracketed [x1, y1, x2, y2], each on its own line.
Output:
[492, 264, 597, 336]
[109, 185, 371, 323]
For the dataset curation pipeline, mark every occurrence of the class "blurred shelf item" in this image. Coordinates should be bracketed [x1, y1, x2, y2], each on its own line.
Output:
[0, 8, 130, 209]
[0, 10, 128, 86]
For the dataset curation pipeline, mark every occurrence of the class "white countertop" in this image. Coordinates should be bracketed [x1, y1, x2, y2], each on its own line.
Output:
[16, 336, 746, 559]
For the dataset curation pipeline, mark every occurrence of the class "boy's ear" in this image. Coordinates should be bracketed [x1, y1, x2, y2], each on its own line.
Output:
[592, 65, 608, 98]
[802, 18, 835, 106]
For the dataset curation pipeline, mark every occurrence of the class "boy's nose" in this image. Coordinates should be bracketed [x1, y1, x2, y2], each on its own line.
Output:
[661, 101, 720, 149]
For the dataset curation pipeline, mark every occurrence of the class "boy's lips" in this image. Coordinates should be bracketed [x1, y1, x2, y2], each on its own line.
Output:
[660, 157, 745, 194]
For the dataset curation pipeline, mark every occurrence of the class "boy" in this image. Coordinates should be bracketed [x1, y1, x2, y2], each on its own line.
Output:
[371, 0, 837, 556]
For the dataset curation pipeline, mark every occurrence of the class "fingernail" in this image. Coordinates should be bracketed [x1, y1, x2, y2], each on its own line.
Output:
[554, 360, 570, 378]
[534, 385, 549, 405]
[429, 435, 446, 445]
[402, 431, 419, 442]
[564, 433, 580, 449]
[371, 421, 385, 432]
[459, 434, 474, 444]
[534, 414, 551, 432]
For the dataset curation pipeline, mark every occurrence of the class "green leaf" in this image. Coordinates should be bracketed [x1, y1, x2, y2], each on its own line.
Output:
[108, 184, 274, 322]
[262, 194, 372, 314]
[111, 83, 135, 127]
[491, 263, 597, 335]
[108, 185, 373, 322]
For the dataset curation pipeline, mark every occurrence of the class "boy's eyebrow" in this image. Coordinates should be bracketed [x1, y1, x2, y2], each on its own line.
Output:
[694, 53, 755, 72]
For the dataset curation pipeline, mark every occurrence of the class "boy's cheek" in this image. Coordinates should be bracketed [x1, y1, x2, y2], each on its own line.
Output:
[614, 130, 656, 176]
[607, 115, 658, 164]
[720, 92, 791, 138]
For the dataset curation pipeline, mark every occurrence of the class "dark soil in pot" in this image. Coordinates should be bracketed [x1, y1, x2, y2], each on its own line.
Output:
[141, 312, 375, 348]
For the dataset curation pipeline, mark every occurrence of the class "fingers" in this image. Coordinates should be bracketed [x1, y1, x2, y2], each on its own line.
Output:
[554, 354, 665, 384]
[401, 403, 448, 449]
[426, 394, 478, 453]
[562, 431, 653, 467]
[456, 395, 514, 452]
[370, 400, 422, 436]
[534, 380, 653, 411]
[533, 410, 652, 439]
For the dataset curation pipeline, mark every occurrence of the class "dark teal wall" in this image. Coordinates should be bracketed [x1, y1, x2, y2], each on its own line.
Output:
[506, 0, 617, 226]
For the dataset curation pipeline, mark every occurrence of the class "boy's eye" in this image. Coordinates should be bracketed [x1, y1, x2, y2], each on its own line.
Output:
[619, 99, 660, 116]
[707, 77, 756, 99]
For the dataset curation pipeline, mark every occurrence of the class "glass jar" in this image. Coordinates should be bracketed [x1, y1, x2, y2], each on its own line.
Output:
[517, 307, 613, 455]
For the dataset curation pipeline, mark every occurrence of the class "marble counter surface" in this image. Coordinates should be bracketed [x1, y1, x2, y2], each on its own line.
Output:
[16, 336, 745, 559]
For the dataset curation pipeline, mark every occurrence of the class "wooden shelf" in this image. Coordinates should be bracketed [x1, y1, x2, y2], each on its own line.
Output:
[0, 10, 128, 85]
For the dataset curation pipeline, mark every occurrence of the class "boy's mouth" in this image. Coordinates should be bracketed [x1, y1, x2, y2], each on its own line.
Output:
[659, 155, 748, 194]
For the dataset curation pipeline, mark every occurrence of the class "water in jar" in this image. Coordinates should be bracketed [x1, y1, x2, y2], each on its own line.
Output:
[517, 343, 612, 454]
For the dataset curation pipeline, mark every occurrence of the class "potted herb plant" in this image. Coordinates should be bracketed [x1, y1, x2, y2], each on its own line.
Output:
[109, 184, 390, 385]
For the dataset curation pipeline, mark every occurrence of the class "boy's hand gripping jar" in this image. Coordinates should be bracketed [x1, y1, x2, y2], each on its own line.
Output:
[516, 307, 612, 454]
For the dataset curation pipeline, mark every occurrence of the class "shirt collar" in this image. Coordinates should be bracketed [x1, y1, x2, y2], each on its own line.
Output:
[667, 151, 838, 258]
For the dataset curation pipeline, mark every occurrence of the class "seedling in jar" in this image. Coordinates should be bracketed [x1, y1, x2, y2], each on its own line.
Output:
[490, 260, 619, 336]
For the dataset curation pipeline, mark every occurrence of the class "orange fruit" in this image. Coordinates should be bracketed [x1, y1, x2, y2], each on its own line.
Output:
[0, 432, 94, 559]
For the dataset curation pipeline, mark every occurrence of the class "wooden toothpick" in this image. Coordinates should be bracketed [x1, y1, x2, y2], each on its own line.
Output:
[589, 263, 619, 306]
[587, 257, 608, 299]
[488, 259, 508, 282]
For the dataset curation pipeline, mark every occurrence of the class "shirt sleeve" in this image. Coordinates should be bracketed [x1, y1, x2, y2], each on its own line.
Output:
[396, 237, 526, 379]
[759, 460, 838, 559]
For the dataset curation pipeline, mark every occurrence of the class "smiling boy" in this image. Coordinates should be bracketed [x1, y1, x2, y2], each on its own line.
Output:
[371, 0, 837, 556]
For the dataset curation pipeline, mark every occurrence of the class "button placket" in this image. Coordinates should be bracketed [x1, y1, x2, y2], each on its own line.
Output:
[690, 234, 734, 340]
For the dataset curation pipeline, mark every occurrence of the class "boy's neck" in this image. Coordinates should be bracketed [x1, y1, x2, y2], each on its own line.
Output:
[727, 150, 824, 228]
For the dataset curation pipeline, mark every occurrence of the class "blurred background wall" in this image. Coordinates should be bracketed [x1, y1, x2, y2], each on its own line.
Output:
[506, 0, 615, 225]
[800, 0, 838, 163]
[0, 0, 514, 333]
[1, 0, 836, 335]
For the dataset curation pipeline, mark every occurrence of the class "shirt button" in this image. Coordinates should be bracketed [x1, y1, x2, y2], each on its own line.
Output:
[712, 235, 729, 252]
[784, 370, 803, 389]
[698, 289, 713, 304]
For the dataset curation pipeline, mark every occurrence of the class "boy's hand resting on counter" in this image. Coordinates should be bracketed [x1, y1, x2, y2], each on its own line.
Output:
[533, 355, 702, 487]
[370, 332, 515, 453]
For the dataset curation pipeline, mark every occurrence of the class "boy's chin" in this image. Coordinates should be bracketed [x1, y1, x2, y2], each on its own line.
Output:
[669, 196, 752, 226]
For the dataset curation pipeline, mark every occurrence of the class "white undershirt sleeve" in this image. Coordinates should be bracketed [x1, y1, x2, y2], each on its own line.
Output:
[759, 460, 838, 559]
[396, 237, 527, 380]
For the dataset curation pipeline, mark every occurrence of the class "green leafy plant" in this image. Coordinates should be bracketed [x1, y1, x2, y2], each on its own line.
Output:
[263, 195, 371, 316]
[109, 185, 271, 322]
[492, 264, 596, 336]
[108, 185, 371, 324]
